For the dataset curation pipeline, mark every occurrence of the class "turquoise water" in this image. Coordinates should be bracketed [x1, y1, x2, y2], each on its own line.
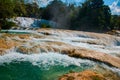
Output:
[0, 62, 91, 80]
[0, 52, 94, 80]
[0, 30, 30, 34]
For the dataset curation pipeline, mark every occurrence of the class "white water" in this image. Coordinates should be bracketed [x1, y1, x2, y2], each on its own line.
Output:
[44, 30, 120, 56]
[30, 34, 120, 56]
[0, 52, 95, 69]
[3, 29, 120, 56]
[0, 51, 120, 75]
[1, 29, 120, 77]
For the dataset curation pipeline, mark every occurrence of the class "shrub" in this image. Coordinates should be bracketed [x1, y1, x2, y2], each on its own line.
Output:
[0, 20, 16, 29]
[41, 24, 51, 28]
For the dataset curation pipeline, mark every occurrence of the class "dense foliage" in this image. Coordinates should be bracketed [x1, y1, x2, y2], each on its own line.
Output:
[0, 0, 120, 31]
[70, 0, 111, 31]
[0, 0, 15, 29]
[0, 0, 41, 29]
[41, 0, 120, 31]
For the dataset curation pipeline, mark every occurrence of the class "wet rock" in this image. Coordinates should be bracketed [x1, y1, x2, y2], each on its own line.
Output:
[92, 65, 120, 80]
[106, 30, 120, 37]
[59, 65, 120, 80]
[59, 70, 106, 80]
[16, 45, 46, 54]
[15, 40, 120, 68]
[0, 49, 7, 55]
[0, 39, 18, 55]
[1, 34, 30, 39]
[0, 29, 120, 69]
[68, 48, 120, 68]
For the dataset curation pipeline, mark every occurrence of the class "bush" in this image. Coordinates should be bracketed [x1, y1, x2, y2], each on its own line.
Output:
[0, 20, 16, 29]
[41, 24, 51, 28]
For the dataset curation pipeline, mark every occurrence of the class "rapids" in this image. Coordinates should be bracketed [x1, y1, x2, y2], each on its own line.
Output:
[0, 52, 120, 80]
[0, 29, 120, 80]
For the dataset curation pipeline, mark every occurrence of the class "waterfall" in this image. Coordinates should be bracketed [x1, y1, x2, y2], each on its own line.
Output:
[0, 29, 120, 80]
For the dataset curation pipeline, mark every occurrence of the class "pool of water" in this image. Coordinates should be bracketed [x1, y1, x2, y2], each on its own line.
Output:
[0, 52, 95, 80]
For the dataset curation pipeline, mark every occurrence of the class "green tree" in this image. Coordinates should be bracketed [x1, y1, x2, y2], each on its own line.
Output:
[25, 3, 40, 18]
[41, 0, 75, 29]
[42, 0, 67, 20]
[110, 15, 120, 30]
[14, 0, 26, 16]
[0, 0, 15, 19]
[71, 0, 111, 32]
[0, 0, 16, 29]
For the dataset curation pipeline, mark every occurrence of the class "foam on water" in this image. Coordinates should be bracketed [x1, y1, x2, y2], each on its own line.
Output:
[69, 41, 120, 54]
[101, 63, 120, 75]
[58, 36, 120, 55]
[2, 29, 120, 57]
[0, 52, 97, 80]
[0, 52, 120, 76]
[1, 30, 120, 77]
[0, 52, 95, 69]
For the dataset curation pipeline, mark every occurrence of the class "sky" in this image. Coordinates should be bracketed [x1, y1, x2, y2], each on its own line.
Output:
[104, 0, 115, 5]
[62, 0, 115, 5]
[109, 0, 120, 15]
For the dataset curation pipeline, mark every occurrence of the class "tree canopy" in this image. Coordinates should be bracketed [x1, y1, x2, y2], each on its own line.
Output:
[70, 0, 111, 31]
[0, 0, 120, 31]
[0, 0, 15, 19]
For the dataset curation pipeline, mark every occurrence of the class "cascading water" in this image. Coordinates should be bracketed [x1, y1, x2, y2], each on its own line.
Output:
[0, 29, 120, 80]
[0, 52, 120, 80]
[0, 52, 96, 80]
